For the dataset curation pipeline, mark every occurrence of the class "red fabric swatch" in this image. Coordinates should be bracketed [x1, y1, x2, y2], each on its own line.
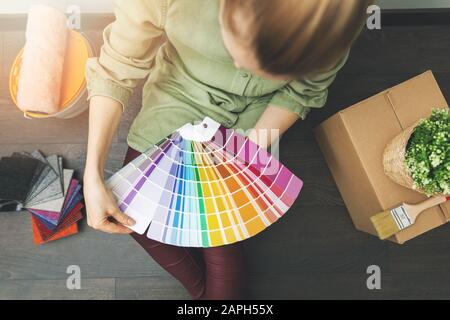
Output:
[31, 203, 83, 245]
[32, 218, 78, 245]
[33, 203, 84, 241]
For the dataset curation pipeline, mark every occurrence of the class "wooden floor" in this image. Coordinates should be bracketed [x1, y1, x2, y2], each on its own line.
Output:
[1, 18, 450, 300]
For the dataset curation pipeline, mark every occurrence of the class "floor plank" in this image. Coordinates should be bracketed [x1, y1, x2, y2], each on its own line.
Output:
[344, 26, 450, 75]
[248, 271, 450, 300]
[0, 213, 170, 280]
[0, 278, 115, 300]
[116, 276, 190, 300]
[244, 205, 388, 275]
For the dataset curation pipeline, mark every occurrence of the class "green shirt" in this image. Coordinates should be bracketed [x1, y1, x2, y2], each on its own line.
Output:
[86, 0, 349, 153]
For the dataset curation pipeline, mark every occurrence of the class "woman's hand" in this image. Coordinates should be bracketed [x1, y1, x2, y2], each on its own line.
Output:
[84, 172, 135, 234]
[83, 96, 135, 234]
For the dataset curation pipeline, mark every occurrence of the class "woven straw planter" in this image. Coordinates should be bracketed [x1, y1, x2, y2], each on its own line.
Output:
[383, 122, 421, 193]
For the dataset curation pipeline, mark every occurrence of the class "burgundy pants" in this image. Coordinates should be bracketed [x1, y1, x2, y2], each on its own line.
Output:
[123, 147, 246, 300]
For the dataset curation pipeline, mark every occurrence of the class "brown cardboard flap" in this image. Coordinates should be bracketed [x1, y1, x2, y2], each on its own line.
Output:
[384, 71, 449, 129]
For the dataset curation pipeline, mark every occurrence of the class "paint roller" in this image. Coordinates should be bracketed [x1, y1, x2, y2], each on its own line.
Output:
[17, 5, 68, 115]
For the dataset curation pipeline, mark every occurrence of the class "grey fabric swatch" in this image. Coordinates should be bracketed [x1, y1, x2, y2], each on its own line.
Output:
[18, 152, 55, 202]
[25, 169, 73, 213]
[11, 152, 46, 196]
[25, 175, 64, 206]
[12, 152, 52, 202]
[58, 156, 64, 188]
[24, 151, 63, 206]
[24, 151, 60, 203]
[48, 155, 64, 191]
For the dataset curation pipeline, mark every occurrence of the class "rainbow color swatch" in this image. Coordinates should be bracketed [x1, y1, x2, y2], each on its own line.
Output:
[107, 117, 303, 247]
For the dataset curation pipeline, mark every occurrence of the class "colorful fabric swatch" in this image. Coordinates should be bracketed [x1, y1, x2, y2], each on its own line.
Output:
[0, 150, 84, 244]
[31, 216, 79, 245]
[107, 117, 303, 248]
[30, 179, 82, 229]
[31, 203, 83, 242]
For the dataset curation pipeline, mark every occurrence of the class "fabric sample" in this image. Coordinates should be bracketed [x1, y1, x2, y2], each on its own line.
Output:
[47, 154, 64, 190]
[15, 151, 60, 204]
[11, 152, 47, 197]
[25, 151, 62, 206]
[31, 216, 78, 245]
[32, 203, 83, 241]
[25, 169, 73, 212]
[0, 157, 40, 202]
[30, 179, 81, 228]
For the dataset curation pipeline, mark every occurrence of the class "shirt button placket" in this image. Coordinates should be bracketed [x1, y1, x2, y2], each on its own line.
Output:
[230, 71, 252, 96]
[239, 72, 251, 96]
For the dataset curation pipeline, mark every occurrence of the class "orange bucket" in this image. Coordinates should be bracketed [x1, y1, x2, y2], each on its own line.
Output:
[9, 30, 94, 119]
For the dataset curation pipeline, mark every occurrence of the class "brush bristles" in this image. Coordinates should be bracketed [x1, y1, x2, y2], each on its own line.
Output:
[370, 210, 401, 240]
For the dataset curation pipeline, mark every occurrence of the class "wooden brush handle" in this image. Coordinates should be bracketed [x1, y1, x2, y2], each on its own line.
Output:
[415, 195, 448, 213]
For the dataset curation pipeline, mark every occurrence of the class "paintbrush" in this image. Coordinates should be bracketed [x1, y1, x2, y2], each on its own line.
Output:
[371, 195, 450, 240]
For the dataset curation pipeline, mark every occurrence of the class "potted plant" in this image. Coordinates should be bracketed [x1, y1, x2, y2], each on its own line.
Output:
[383, 108, 449, 196]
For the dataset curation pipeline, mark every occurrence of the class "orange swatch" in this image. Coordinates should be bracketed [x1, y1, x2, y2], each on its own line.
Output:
[31, 216, 79, 245]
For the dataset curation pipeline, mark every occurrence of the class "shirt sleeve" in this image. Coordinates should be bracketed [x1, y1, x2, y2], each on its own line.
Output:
[269, 51, 350, 120]
[85, 0, 167, 110]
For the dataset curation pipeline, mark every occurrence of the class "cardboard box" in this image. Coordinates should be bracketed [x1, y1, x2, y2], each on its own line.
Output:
[315, 71, 449, 244]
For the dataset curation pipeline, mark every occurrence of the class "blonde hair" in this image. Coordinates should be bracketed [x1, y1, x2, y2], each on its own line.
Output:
[222, 0, 374, 78]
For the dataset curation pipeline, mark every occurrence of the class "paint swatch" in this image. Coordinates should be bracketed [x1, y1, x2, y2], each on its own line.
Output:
[107, 117, 303, 248]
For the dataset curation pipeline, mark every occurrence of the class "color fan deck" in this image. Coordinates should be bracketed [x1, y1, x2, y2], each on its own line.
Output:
[107, 118, 303, 248]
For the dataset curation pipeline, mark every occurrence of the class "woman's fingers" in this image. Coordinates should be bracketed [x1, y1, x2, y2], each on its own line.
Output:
[110, 208, 136, 227]
[84, 184, 135, 234]
[97, 219, 134, 234]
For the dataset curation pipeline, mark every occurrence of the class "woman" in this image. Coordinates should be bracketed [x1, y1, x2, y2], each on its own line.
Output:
[84, 0, 372, 299]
